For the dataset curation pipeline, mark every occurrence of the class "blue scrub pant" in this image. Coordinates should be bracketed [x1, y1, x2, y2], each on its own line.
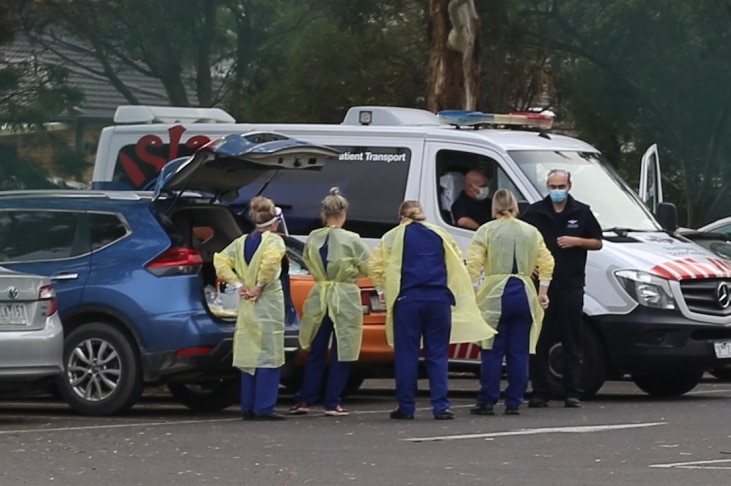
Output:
[240, 367, 281, 415]
[296, 315, 352, 409]
[477, 278, 531, 408]
[393, 299, 451, 416]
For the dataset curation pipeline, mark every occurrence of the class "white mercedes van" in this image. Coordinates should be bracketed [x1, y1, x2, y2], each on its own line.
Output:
[91, 104, 731, 398]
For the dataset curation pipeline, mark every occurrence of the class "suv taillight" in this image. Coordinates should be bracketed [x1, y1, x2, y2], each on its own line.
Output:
[39, 284, 58, 316]
[147, 247, 203, 276]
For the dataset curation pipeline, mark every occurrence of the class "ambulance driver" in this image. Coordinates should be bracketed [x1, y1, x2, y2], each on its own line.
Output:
[214, 196, 287, 421]
[370, 200, 495, 420]
[289, 187, 370, 416]
[466, 189, 554, 416]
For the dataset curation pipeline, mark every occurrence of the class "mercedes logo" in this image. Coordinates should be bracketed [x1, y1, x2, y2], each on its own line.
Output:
[717, 282, 731, 309]
[7, 286, 19, 300]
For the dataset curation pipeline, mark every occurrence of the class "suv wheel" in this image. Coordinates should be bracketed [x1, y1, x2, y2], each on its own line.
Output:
[57, 322, 143, 416]
[168, 379, 239, 412]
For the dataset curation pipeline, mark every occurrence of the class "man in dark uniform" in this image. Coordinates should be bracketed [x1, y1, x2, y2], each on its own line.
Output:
[451, 169, 492, 229]
[521, 169, 602, 408]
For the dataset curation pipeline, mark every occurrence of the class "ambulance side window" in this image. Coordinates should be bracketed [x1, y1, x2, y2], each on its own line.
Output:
[435, 149, 528, 228]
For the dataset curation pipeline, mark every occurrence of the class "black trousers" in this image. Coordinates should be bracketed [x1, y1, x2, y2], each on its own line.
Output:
[530, 286, 584, 400]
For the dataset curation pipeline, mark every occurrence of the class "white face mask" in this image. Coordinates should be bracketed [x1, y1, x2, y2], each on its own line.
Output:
[473, 186, 490, 201]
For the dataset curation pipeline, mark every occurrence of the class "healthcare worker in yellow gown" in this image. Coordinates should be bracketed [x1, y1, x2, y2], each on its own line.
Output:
[289, 187, 370, 417]
[466, 189, 554, 416]
[214, 196, 287, 421]
[370, 200, 496, 420]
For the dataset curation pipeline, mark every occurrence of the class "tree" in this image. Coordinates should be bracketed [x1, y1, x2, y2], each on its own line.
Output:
[243, 0, 427, 122]
[33, 0, 329, 117]
[426, 0, 481, 111]
[34, 0, 229, 107]
[517, 0, 731, 226]
[0, 0, 83, 189]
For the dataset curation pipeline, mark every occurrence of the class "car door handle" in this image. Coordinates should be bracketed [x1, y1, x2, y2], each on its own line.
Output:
[51, 273, 79, 280]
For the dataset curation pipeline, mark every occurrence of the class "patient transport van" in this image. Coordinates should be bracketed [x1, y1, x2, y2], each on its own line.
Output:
[92, 104, 731, 398]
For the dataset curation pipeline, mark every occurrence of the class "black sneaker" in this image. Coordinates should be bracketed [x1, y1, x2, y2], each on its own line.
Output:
[504, 405, 520, 415]
[242, 410, 254, 421]
[434, 409, 455, 420]
[390, 409, 414, 420]
[470, 404, 495, 416]
[528, 398, 549, 408]
[564, 397, 582, 408]
[252, 412, 286, 421]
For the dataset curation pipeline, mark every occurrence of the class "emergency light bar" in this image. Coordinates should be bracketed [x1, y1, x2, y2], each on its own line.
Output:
[437, 110, 554, 130]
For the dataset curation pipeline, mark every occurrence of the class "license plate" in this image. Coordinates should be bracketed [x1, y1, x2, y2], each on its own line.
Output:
[714, 341, 731, 359]
[0, 303, 28, 325]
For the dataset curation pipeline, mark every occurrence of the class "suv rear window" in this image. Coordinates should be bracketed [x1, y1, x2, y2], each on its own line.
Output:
[89, 213, 130, 251]
[236, 146, 411, 238]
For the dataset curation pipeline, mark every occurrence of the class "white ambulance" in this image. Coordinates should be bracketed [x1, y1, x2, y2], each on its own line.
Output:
[91, 105, 731, 398]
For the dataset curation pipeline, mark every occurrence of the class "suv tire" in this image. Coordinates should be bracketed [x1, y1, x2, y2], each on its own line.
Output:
[57, 322, 144, 416]
[168, 379, 239, 412]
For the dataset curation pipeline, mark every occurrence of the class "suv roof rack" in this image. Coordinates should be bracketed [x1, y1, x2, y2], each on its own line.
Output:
[0, 190, 146, 200]
[113, 105, 236, 125]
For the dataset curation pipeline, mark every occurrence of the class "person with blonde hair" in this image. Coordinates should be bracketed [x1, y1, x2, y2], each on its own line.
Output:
[289, 187, 370, 417]
[214, 196, 287, 421]
[466, 188, 554, 416]
[370, 200, 495, 420]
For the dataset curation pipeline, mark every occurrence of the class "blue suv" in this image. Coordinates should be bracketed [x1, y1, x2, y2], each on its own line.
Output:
[0, 132, 338, 415]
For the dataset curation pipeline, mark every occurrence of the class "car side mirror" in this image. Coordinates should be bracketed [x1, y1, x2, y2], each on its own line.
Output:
[656, 202, 678, 233]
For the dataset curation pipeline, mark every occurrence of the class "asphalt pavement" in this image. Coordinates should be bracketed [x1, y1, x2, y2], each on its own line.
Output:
[1, 375, 730, 485]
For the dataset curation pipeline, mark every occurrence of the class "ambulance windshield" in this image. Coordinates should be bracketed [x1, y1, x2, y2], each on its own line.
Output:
[510, 150, 661, 231]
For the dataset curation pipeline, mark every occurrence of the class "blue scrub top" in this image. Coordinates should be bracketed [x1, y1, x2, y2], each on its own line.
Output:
[399, 223, 455, 305]
[244, 232, 263, 263]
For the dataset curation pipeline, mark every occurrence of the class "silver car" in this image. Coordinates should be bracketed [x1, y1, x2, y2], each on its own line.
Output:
[0, 265, 64, 390]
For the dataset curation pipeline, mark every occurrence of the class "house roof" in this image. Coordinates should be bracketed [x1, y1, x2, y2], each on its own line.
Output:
[0, 35, 203, 122]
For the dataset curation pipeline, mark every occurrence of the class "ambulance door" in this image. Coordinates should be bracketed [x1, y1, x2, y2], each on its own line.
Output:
[638, 144, 663, 214]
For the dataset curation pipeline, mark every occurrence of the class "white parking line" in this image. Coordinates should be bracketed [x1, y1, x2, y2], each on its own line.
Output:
[403, 422, 667, 442]
[688, 387, 731, 395]
[649, 459, 731, 469]
[0, 418, 240, 435]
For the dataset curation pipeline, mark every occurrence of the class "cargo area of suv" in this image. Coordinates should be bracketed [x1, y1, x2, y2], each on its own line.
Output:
[0, 132, 342, 415]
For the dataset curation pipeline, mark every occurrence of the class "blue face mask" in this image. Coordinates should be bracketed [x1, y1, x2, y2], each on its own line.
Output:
[549, 189, 568, 203]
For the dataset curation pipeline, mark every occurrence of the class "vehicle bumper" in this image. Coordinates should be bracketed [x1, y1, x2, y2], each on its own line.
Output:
[141, 331, 301, 382]
[594, 308, 731, 374]
[0, 313, 64, 386]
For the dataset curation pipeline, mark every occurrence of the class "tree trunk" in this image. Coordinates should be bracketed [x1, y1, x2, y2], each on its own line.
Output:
[426, 0, 481, 112]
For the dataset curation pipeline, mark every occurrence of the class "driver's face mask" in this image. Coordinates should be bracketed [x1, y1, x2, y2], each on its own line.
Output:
[473, 185, 490, 201]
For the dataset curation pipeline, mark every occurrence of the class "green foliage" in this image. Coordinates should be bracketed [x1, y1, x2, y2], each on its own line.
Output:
[520, 0, 731, 225]
[0, 144, 57, 190]
[0, 1, 82, 188]
[241, 0, 427, 122]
